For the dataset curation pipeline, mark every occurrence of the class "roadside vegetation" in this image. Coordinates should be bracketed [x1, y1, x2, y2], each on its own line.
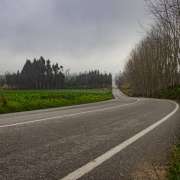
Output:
[0, 89, 112, 114]
[0, 57, 112, 114]
[158, 86, 180, 101]
[120, 85, 180, 102]
[116, 0, 180, 179]
[117, 0, 179, 98]
[168, 144, 180, 180]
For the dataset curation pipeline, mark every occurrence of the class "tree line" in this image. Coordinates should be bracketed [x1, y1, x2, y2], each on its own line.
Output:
[4, 56, 64, 89]
[0, 57, 112, 89]
[118, 0, 180, 97]
[65, 70, 112, 89]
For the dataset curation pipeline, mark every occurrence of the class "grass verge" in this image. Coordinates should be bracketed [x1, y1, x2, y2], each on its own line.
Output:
[168, 144, 180, 180]
[0, 89, 112, 114]
[158, 86, 180, 100]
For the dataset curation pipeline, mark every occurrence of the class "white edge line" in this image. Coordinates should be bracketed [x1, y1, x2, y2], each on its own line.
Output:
[60, 100, 179, 180]
[0, 99, 140, 128]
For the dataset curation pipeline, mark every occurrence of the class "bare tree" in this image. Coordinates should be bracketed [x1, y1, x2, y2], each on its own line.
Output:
[120, 0, 180, 97]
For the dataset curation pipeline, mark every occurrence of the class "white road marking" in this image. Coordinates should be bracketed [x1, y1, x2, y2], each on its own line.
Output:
[0, 99, 139, 128]
[61, 100, 179, 180]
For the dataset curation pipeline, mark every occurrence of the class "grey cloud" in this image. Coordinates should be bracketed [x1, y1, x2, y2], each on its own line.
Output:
[0, 0, 151, 74]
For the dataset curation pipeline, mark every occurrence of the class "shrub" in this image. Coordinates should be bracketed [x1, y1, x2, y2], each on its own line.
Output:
[0, 95, 7, 107]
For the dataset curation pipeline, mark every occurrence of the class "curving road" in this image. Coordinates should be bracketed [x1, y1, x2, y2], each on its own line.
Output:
[0, 86, 180, 180]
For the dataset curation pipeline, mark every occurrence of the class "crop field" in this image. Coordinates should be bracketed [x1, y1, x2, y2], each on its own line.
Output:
[0, 89, 112, 114]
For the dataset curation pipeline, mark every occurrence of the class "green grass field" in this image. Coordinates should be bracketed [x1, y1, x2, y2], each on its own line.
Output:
[168, 144, 180, 180]
[0, 89, 112, 114]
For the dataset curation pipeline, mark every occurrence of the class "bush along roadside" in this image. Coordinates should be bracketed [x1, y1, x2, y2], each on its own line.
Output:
[168, 144, 180, 180]
[0, 89, 8, 107]
[158, 86, 180, 100]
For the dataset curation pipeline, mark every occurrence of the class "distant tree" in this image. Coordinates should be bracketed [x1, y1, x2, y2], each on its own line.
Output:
[0, 75, 5, 87]
[4, 57, 65, 89]
[46, 59, 53, 89]
[65, 70, 112, 89]
[3, 58, 111, 90]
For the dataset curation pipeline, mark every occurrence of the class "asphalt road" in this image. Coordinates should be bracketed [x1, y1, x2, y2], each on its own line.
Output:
[0, 87, 180, 180]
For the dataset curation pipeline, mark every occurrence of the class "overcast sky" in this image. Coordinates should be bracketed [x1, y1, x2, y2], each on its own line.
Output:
[0, 0, 152, 74]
